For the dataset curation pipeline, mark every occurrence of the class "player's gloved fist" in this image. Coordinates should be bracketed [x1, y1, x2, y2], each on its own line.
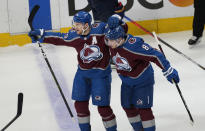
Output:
[28, 29, 44, 43]
[29, 36, 37, 43]
[163, 67, 180, 84]
[107, 14, 122, 29]
[28, 29, 44, 37]
[114, 2, 125, 18]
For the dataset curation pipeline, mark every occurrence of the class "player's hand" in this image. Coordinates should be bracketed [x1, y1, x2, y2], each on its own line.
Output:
[28, 29, 44, 43]
[29, 36, 38, 43]
[163, 67, 180, 84]
[114, 2, 125, 18]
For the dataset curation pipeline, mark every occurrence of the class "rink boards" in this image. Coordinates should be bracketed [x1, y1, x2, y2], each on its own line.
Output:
[0, 0, 194, 47]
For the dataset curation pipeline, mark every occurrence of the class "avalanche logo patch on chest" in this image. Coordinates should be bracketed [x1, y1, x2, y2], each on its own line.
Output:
[112, 53, 132, 72]
[80, 44, 103, 63]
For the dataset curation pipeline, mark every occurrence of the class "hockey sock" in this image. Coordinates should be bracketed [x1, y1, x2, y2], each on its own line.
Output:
[75, 101, 91, 131]
[123, 107, 143, 131]
[98, 106, 117, 131]
[139, 108, 155, 131]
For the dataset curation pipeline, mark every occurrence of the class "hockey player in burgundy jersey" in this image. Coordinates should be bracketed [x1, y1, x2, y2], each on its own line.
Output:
[105, 24, 180, 131]
[29, 11, 117, 131]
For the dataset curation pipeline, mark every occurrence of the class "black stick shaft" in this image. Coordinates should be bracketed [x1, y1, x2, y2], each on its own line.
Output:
[174, 81, 194, 123]
[124, 16, 205, 70]
[1, 116, 19, 131]
[28, 5, 74, 118]
[158, 45, 194, 123]
[37, 42, 74, 118]
[153, 32, 194, 124]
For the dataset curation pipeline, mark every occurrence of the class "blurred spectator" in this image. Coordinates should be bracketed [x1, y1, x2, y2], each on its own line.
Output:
[188, 0, 205, 45]
[87, 0, 124, 22]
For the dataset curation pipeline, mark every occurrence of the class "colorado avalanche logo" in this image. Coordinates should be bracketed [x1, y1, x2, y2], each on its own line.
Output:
[128, 38, 136, 44]
[80, 44, 103, 63]
[92, 23, 100, 28]
[112, 53, 132, 72]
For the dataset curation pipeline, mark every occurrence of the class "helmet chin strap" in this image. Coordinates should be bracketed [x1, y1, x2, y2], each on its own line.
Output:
[81, 25, 89, 35]
[116, 38, 124, 47]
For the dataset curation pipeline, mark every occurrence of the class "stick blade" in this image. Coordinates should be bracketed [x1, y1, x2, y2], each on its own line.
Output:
[28, 5, 40, 30]
[17, 92, 23, 116]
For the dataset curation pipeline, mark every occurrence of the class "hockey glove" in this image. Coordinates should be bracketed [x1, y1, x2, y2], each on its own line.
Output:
[114, 2, 125, 19]
[28, 29, 44, 43]
[163, 67, 180, 84]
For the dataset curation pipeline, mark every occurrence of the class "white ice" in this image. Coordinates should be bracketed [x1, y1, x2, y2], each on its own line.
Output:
[0, 30, 205, 131]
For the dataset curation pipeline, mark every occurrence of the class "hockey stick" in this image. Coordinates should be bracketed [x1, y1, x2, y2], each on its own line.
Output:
[153, 32, 194, 125]
[28, 5, 74, 119]
[124, 16, 205, 70]
[1, 93, 23, 131]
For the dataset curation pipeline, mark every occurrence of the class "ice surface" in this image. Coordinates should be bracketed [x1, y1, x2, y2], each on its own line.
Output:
[0, 31, 205, 131]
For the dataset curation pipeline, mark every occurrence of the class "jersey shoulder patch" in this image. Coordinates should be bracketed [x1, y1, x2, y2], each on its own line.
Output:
[91, 22, 106, 34]
[128, 37, 136, 44]
[92, 23, 100, 28]
[127, 35, 144, 46]
[124, 35, 146, 52]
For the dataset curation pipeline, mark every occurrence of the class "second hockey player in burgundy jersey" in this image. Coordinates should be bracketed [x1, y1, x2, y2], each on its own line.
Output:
[105, 22, 180, 131]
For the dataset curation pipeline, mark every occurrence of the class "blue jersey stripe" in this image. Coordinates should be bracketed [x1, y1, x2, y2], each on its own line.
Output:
[29, 0, 52, 30]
